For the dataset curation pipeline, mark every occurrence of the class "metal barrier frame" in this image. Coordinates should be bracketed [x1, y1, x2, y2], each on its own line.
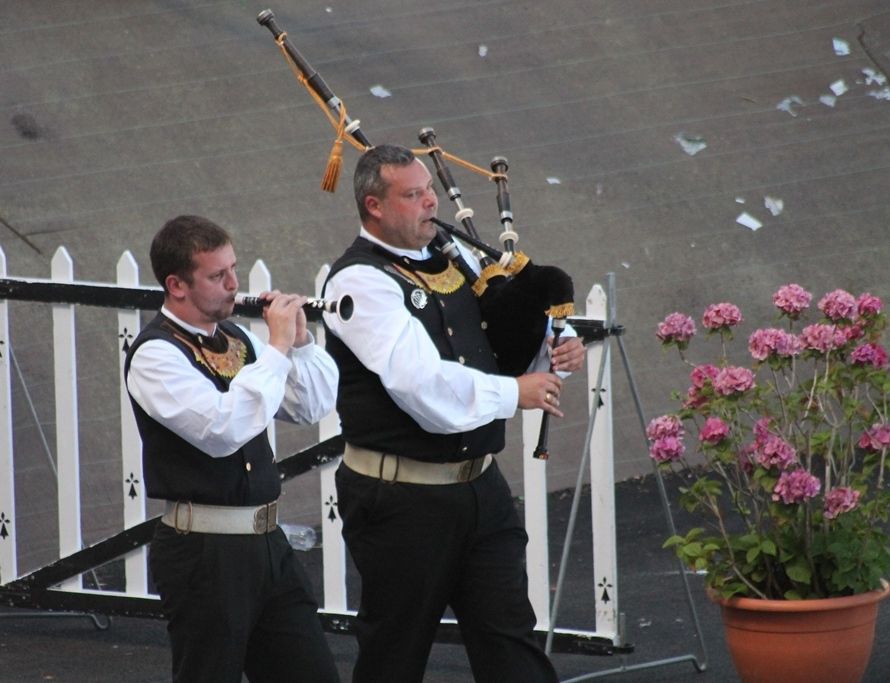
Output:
[0, 246, 630, 658]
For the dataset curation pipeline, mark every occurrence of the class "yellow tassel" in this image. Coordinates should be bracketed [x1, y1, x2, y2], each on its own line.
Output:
[321, 138, 343, 193]
[547, 302, 576, 318]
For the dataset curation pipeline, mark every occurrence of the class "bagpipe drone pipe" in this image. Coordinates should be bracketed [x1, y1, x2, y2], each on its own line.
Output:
[257, 9, 576, 458]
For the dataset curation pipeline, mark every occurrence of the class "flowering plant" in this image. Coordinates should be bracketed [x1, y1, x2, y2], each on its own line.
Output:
[651, 285, 890, 600]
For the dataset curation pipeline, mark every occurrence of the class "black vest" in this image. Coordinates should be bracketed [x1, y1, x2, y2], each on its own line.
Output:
[323, 237, 505, 462]
[123, 314, 280, 505]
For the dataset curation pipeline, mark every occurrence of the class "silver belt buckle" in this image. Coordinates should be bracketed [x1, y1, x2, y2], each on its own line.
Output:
[253, 501, 277, 534]
[172, 501, 193, 534]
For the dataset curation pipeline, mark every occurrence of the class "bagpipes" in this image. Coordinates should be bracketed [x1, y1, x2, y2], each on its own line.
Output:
[257, 9, 574, 459]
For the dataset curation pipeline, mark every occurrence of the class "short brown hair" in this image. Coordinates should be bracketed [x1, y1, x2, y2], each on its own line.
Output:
[150, 215, 232, 290]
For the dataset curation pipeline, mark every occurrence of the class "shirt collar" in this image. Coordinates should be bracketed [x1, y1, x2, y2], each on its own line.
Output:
[360, 225, 430, 260]
[161, 306, 216, 337]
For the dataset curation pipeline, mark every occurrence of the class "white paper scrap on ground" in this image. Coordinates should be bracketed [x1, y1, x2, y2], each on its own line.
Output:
[868, 87, 890, 101]
[862, 68, 888, 86]
[764, 196, 784, 216]
[833, 38, 850, 56]
[673, 132, 707, 156]
[546, 177, 561, 184]
[735, 197, 745, 204]
[736, 212, 763, 231]
[776, 95, 804, 116]
[369, 84, 392, 98]
[829, 79, 848, 96]
[820, 94, 837, 107]
[478, 45, 488, 57]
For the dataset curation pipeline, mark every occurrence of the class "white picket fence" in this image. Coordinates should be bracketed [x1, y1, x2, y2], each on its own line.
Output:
[0, 245, 619, 648]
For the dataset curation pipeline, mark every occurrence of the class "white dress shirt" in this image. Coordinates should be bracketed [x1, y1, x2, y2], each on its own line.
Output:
[126, 308, 338, 458]
[323, 228, 561, 435]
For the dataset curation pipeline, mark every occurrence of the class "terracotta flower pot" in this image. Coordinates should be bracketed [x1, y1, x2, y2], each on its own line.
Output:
[709, 582, 890, 683]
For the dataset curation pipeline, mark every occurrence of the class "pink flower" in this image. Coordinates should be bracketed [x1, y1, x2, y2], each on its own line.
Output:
[647, 416, 686, 462]
[818, 289, 857, 322]
[773, 284, 812, 318]
[690, 364, 719, 388]
[772, 469, 821, 504]
[748, 328, 804, 361]
[755, 435, 797, 470]
[656, 313, 696, 346]
[712, 366, 755, 396]
[702, 303, 743, 331]
[646, 415, 684, 440]
[748, 328, 781, 361]
[859, 424, 890, 452]
[753, 417, 772, 444]
[684, 364, 719, 407]
[857, 293, 883, 318]
[699, 417, 730, 444]
[842, 324, 865, 343]
[738, 445, 756, 475]
[800, 324, 845, 353]
[776, 331, 805, 357]
[649, 435, 685, 463]
[824, 487, 861, 519]
[851, 342, 889, 368]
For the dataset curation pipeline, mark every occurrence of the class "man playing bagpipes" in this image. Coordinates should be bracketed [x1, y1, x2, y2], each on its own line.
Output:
[321, 145, 585, 682]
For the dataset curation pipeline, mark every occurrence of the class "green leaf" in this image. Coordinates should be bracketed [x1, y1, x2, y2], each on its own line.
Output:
[786, 562, 812, 585]
[662, 535, 684, 549]
[684, 542, 703, 558]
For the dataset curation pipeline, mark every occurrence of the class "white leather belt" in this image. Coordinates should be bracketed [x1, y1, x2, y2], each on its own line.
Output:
[343, 443, 492, 485]
[161, 500, 278, 534]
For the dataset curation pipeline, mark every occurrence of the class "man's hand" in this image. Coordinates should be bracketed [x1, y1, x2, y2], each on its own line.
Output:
[517, 372, 564, 417]
[550, 336, 585, 373]
[261, 291, 309, 354]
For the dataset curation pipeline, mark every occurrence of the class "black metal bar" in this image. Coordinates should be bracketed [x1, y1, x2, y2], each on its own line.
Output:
[277, 435, 344, 481]
[2, 519, 159, 594]
[0, 277, 327, 321]
[566, 318, 624, 345]
[0, 277, 164, 310]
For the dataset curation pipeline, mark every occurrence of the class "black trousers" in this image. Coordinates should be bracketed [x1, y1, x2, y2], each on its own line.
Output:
[149, 522, 340, 683]
[336, 459, 558, 683]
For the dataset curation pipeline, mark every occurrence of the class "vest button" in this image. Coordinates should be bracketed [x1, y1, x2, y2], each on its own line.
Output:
[458, 356, 466, 364]
[447, 327, 454, 336]
[480, 321, 488, 330]
[246, 462, 252, 472]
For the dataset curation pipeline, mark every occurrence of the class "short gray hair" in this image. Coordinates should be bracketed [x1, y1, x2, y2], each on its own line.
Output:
[353, 144, 416, 220]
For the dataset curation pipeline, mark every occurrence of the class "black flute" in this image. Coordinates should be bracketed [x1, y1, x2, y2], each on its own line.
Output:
[235, 293, 355, 323]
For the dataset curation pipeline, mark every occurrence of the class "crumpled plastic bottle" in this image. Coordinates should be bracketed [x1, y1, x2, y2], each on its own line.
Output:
[279, 523, 317, 551]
